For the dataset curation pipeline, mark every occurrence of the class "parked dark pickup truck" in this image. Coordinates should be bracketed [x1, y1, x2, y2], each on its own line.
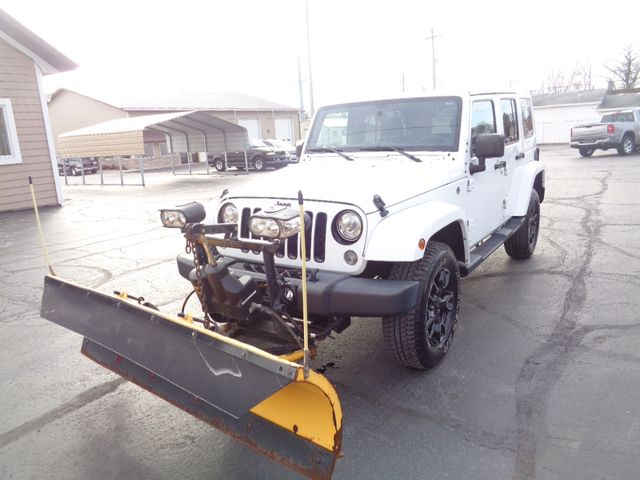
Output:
[207, 139, 289, 171]
[570, 109, 640, 157]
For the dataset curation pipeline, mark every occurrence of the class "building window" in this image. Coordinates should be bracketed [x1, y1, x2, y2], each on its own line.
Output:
[0, 98, 22, 165]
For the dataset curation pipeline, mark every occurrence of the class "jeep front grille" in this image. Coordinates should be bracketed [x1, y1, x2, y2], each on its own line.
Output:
[240, 207, 327, 263]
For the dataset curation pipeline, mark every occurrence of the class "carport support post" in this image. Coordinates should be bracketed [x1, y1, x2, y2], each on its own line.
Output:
[203, 133, 210, 175]
[98, 157, 104, 185]
[185, 133, 192, 175]
[242, 135, 249, 174]
[118, 157, 124, 186]
[167, 133, 175, 175]
[81, 160, 85, 185]
[222, 131, 228, 172]
[139, 157, 145, 187]
[63, 160, 68, 185]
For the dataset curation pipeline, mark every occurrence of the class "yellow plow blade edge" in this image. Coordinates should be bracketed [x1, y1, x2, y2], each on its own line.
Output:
[40, 275, 343, 479]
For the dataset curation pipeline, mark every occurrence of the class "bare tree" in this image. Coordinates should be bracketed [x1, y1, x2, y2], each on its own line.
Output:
[576, 63, 593, 90]
[546, 67, 578, 93]
[605, 46, 640, 89]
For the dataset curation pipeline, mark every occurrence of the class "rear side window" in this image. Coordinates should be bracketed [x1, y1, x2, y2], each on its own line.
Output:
[521, 98, 534, 139]
[470, 100, 496, 156]
[602, 112, 634, 122]
[500, 99, 519, 144]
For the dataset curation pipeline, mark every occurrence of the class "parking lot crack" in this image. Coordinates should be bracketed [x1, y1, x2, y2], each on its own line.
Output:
[0, 378, 126, 449]
[512, 172, 610, 480]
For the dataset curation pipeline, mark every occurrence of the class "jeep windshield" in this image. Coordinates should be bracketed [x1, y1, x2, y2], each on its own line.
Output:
[306, 96, 462, 154]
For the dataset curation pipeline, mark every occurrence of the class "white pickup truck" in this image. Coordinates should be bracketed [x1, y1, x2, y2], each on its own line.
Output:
[570, 109, 640, 157]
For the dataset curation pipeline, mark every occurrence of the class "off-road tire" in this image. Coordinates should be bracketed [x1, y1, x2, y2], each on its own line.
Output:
[504, 189, 540, 259]
[579, 147, 594, 157]
[253, 156, 265, 171]
[213, 158, 226, 172]
[383, 241, 460, 369]
[617, 134, 635, 156]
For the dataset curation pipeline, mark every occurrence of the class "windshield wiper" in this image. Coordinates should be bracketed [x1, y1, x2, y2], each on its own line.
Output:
[358, 146, 422, 162]
[306, 147, 354, 161]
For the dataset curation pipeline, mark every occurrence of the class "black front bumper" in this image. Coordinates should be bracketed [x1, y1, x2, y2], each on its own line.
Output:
[177, 254, 418, 317]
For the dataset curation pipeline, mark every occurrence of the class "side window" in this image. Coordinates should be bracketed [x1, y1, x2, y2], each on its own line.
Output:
[500, 99, 519, 144]
[470, 100, 496, 156]
[0, 98, 22, 165]
[521, 98, 534, 139]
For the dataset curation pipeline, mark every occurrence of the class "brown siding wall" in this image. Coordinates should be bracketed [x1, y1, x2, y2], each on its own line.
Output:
[48, 90, 127, 151]
[0, 39, 57, 211]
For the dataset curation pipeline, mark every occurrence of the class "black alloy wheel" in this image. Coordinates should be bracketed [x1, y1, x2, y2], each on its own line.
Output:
[504, 189, 540, 259]
[383, 241, 460, 369]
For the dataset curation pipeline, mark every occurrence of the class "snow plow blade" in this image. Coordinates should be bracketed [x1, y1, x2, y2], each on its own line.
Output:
[40, 275, 342, 479]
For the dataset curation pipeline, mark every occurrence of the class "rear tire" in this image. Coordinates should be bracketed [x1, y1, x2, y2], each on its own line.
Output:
[579, 147, 594, 157]
[504, 189, 540, 259]
[383, 242, 460, 369]
[213, 158, 226, 172]
[618, 134, 635, 156]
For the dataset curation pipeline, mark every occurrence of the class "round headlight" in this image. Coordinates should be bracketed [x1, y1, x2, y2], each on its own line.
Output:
[249, 217, 280, 238]
[335, 210, 363, 243]
[219, 203, 238, 223]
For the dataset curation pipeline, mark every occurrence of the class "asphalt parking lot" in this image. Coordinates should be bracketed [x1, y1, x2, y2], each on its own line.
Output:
[1, 145, 639, 480]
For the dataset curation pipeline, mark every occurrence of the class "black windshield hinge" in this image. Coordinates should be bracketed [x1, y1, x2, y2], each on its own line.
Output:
[373, 194, 389, 217]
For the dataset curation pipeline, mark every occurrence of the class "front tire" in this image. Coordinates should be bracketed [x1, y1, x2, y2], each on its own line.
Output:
[618, 134, 635, 156]
[579, 147, 594, 157]
[383, 241, 460, 369]
[252, 156, 265, 171]
[504, 189, 540, 259]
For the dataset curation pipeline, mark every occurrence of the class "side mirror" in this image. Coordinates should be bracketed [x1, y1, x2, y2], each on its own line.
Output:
[475, 133, 505, 159]
[295, 141, 304, 159]
[470, 134, 505, 175]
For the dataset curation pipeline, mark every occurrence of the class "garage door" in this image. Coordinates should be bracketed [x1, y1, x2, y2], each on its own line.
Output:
[238, 119, 260, 140]
[275, 118, 293, 141]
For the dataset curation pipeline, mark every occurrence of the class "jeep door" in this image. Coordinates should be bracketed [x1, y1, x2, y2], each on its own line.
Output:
[497, 97, 522, 217]
[466, 98, 513, 244]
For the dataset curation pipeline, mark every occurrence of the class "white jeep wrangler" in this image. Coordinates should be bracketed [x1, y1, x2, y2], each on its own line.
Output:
[180, 92, 544, 369]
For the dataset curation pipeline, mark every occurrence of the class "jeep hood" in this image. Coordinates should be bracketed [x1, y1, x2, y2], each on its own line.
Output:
[225, 154, 465, 212]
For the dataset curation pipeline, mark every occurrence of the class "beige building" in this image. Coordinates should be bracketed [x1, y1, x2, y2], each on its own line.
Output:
[0, 9, 76, 212]
[49, 90, 302, 157]
[48, 90, 126, 151]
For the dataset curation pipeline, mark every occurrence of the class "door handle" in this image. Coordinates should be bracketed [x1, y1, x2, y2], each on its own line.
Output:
[494, 160, 506, 169]
[515, 152, 525, 160]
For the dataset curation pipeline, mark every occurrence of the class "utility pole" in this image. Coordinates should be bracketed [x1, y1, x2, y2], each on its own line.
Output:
[305, 0, 315, 115]
[426, 28, 441, 90]
[297, 56, 305, 112]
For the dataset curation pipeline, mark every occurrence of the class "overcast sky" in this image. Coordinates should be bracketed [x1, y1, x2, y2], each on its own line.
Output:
[3, 0, 639, 110]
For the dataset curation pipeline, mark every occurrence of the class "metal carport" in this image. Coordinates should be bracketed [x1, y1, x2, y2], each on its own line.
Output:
[57, 111, 251, 175]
